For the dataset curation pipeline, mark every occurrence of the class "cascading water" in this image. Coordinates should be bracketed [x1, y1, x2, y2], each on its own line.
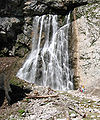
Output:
[17, 14, 73, 91]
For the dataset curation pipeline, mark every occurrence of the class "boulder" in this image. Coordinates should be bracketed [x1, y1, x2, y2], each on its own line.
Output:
[70, 2, 100, 91]
[0, 17, 22, 56]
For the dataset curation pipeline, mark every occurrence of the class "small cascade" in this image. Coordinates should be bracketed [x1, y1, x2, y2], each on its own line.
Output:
[17, 14, 73, 91]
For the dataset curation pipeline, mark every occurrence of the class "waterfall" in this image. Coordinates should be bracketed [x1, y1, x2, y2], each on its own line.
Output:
[17, 14, 73, 91]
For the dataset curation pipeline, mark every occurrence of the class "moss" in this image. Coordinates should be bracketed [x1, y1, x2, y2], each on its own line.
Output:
[57, 15, 67, 27]
[69, 10, 76, 22]
[0, 116, 3, 119]
[10, 76, 24, 88]
[18, 109, 25, 114]
[23, 98, 30, 103]
[18, 109, 25, 117]
[75, 9, 83, 20]
[0, 48, 9, 57]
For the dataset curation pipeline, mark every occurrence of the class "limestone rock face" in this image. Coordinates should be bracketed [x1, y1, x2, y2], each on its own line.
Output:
[23, 0, 99, 16]
[0, 0, 93, 57]
[71, 2, 100, 92]
[23, 0, 89, 16]
[0, 16, 31, 57]
[0, 0, 100, 94]
[0, 17, 22, 56]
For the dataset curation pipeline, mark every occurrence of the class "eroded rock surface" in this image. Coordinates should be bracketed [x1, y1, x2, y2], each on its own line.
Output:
[0, 0, 99, 57]
[70, 2, 100, 93]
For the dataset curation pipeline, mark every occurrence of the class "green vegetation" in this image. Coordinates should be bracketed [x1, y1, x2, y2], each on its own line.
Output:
[18, 109, 25, 116]
[10, 76, 24, 88]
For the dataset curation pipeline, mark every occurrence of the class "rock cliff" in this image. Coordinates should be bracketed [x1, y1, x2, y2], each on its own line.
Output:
[0, 0, 99, 92]
[0, 0, 99, 57]
[71, 1, 100, 93]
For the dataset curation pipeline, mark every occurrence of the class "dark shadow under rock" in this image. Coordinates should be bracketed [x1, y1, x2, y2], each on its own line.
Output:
[0, 84, 32, 106]
[9, 84, 32, 104]
[0, 90, 5, 107]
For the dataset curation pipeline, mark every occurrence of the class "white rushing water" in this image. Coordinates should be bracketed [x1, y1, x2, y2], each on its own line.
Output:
[17, 14, 73, 90]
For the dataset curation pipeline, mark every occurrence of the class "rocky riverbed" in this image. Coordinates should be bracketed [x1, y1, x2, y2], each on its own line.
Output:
[0, 84, 100, 120]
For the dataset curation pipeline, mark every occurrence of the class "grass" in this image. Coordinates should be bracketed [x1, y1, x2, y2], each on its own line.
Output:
[18, 109, 25, 116]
